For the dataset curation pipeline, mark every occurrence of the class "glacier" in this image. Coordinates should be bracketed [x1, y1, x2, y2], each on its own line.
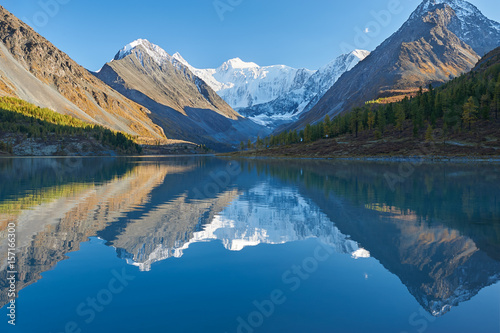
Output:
[174, 50, 370, 129]
[237, 50, 370, 128]
[172, 54, 316, 109]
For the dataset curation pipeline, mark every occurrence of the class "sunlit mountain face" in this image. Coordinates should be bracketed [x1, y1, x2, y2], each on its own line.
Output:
[0, 157, 499, 332]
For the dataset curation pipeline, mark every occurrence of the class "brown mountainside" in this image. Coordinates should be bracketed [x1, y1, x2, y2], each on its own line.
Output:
[0, 6, 165, 141]
[101, 41, 238, 119]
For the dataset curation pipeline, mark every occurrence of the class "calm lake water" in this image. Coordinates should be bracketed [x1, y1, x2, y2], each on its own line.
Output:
[0, 156, 499, 333]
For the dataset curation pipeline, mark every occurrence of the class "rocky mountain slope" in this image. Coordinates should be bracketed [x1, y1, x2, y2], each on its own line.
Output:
[0, 6, 165, 141]
[95, 40, 268, 148]
[412, 0, 500, 56]
[290, 0, 500, 130]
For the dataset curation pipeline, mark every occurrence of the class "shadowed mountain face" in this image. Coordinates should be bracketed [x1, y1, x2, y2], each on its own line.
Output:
[291, 0, 500, 130]
[473, 46, 500, 71]
[0, 158, 499, 318]
[95, 40, 269, 148]
[0, 7, 165, 141]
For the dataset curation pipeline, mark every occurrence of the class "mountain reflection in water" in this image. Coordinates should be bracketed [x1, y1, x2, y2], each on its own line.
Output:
[0, 157, 498, 328]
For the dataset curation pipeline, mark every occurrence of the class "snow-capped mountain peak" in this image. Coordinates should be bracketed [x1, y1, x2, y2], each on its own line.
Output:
[112, 40, 369, 130]
[166, 49, 369, 129]
[351, 49, 372, 61]
[319, 49, 370, 73]
[116, 39, 148, 57]
[413, 0, 478, 18]
[172, 52, 188, 65]
[114, 38, 173, 65]
[221, 57, 259, 70]
[175, 56, 316, 109]
[409, 0, 500, 55]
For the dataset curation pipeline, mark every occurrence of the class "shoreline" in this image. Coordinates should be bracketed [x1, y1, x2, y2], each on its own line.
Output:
[217, 153, 500, 163]
[0, 153, 217, 159]
[1, 153, 500, 163]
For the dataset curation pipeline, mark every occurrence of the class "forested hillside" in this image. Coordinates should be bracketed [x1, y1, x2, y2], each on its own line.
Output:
[0, 97, 142, 155]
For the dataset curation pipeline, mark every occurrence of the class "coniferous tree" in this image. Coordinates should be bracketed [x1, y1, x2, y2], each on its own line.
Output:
[480, 94, 490, 120]
[494, 80, 500, 119]
[350, 108, 361, 137]
[367, 111, 375, 130]
[444, 106, 460, 133]
[425, 124, 433, 142]
[462, 97, 478, 131]
[304, 124, 312, 142]
[395, 104, 405, 134]
[376, 108, 386, 133]
[324, 115, 331, 137]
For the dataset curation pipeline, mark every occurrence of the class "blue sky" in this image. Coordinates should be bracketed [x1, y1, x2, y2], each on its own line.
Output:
[2, 0, 500, 71]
